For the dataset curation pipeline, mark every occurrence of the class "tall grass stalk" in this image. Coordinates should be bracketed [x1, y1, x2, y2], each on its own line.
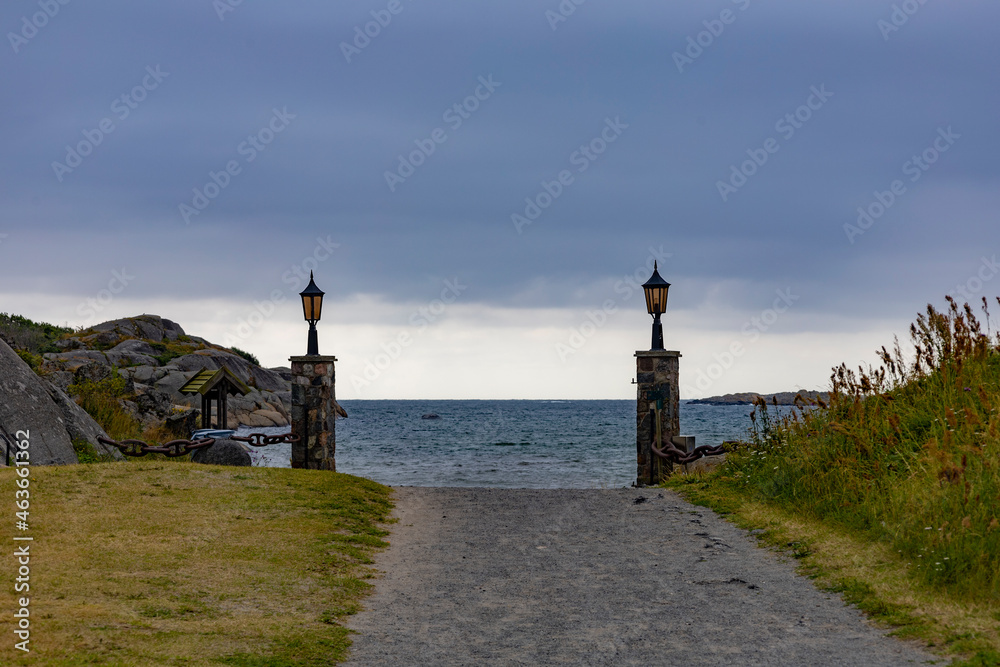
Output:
[725, 297, 1000, 602]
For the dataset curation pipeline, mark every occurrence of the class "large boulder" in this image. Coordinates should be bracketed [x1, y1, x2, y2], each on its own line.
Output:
[191, 438, 252, 466]
[90, 315, 184, 343]
[0, 338, 122, 464]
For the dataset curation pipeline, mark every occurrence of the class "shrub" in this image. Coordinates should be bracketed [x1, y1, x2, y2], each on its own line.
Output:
[15, 348, 42, 371]
[68, 373, 141, 441]
[0, 312, 71, 354]
[230, 346, 260, 366]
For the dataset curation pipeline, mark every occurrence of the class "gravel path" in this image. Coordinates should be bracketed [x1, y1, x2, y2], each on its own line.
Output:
[343, 487, 939, 666]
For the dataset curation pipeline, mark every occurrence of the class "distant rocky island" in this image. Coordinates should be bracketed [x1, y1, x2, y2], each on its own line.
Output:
[687, 390, 828, 406]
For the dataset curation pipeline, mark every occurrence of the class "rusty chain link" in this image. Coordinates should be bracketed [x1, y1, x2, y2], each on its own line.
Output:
[651, 440, 730, 465]
[97, 436, 216, 458]
[231, 433, 300, 447]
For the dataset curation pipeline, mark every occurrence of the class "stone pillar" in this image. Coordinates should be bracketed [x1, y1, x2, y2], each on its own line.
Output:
[635, 350, 681, 487]
[290, 355, 337, 471]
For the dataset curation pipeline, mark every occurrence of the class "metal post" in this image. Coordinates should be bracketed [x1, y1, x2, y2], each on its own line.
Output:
[307, 322, 319, 356]
[651, 312, 664, 351]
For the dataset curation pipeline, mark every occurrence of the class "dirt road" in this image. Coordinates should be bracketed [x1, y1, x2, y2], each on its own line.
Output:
[343, 487, 938, 666]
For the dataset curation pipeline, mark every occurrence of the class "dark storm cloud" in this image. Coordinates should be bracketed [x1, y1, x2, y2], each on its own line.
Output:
[2, 0, 998, 328]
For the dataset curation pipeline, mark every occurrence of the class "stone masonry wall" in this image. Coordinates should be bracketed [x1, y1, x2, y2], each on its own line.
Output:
[635, 350, 680, 486]
[290, 355, 337, 471]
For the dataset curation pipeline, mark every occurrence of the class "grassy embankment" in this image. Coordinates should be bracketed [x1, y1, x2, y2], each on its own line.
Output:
[668, 298, 1000, 666]
[0, 461, 392, 666]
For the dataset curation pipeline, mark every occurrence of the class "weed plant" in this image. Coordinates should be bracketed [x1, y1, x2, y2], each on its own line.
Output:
[68, 372, 142, 441]
[724, 297, 1000, 602]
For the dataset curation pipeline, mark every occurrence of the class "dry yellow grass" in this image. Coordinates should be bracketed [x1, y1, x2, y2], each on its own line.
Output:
[0, 461, 392, 666]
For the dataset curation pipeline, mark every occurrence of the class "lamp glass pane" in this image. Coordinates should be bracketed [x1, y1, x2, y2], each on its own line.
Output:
[311, 295, 323, 321]
[656, 286, 669, 313]
[302, 296, 318, 322]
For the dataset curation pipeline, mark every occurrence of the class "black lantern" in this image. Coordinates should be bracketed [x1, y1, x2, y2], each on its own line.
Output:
[642, 261, 670, 351]
[299, 271, 325, 355]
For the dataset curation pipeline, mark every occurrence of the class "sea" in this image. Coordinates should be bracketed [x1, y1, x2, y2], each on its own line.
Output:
[233, 400, 761, 488]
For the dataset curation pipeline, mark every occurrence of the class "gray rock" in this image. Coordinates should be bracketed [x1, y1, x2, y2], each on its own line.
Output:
[45, 349, 108, 367]
[74, 360, 112, 384]
[135, 389, 173, 418]
[0, 338, 78, 465]
[127, 365, 158, 384]
[108, 339, 158, 356]
[105, 339, 159, 368]
[153, 369, 191, 397]
[170, 351, 287, 392]
[191, 438, 251, 466]
[90, 315, 185, 343]
[164, 408, 200, 440]
[268, 366, 293, 381]
[46, 370, 74, 392]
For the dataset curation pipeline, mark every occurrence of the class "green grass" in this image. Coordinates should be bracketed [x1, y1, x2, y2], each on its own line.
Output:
[668, 296, 1000, 663]
[0, 461, 393, 665]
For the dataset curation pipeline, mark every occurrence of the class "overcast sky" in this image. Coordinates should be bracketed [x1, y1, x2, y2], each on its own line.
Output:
[2, 1, 998, 399]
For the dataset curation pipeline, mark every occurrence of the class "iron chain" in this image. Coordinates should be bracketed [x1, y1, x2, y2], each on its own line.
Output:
[97, 436, 216, 458]
[231, 433, 300, 447]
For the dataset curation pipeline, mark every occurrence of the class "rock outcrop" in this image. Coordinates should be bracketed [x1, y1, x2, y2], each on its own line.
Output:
[191, 439, 252, 467]
[0, 338, 122, 464]
[687, 390, 828, 406]
[40, 315, 292, 430]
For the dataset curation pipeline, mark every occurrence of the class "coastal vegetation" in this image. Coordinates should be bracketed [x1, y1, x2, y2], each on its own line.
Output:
[0, 312, 72, 355]
[669, 297, 1000, 664]
[0, 461, 392, 665]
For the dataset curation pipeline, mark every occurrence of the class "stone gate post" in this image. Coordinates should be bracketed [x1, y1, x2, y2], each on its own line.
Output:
[635, 350, 680, 486]
[290, 355, 337, 470]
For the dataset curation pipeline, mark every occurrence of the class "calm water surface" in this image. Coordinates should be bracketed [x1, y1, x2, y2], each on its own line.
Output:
[235, 400, 761, 488]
